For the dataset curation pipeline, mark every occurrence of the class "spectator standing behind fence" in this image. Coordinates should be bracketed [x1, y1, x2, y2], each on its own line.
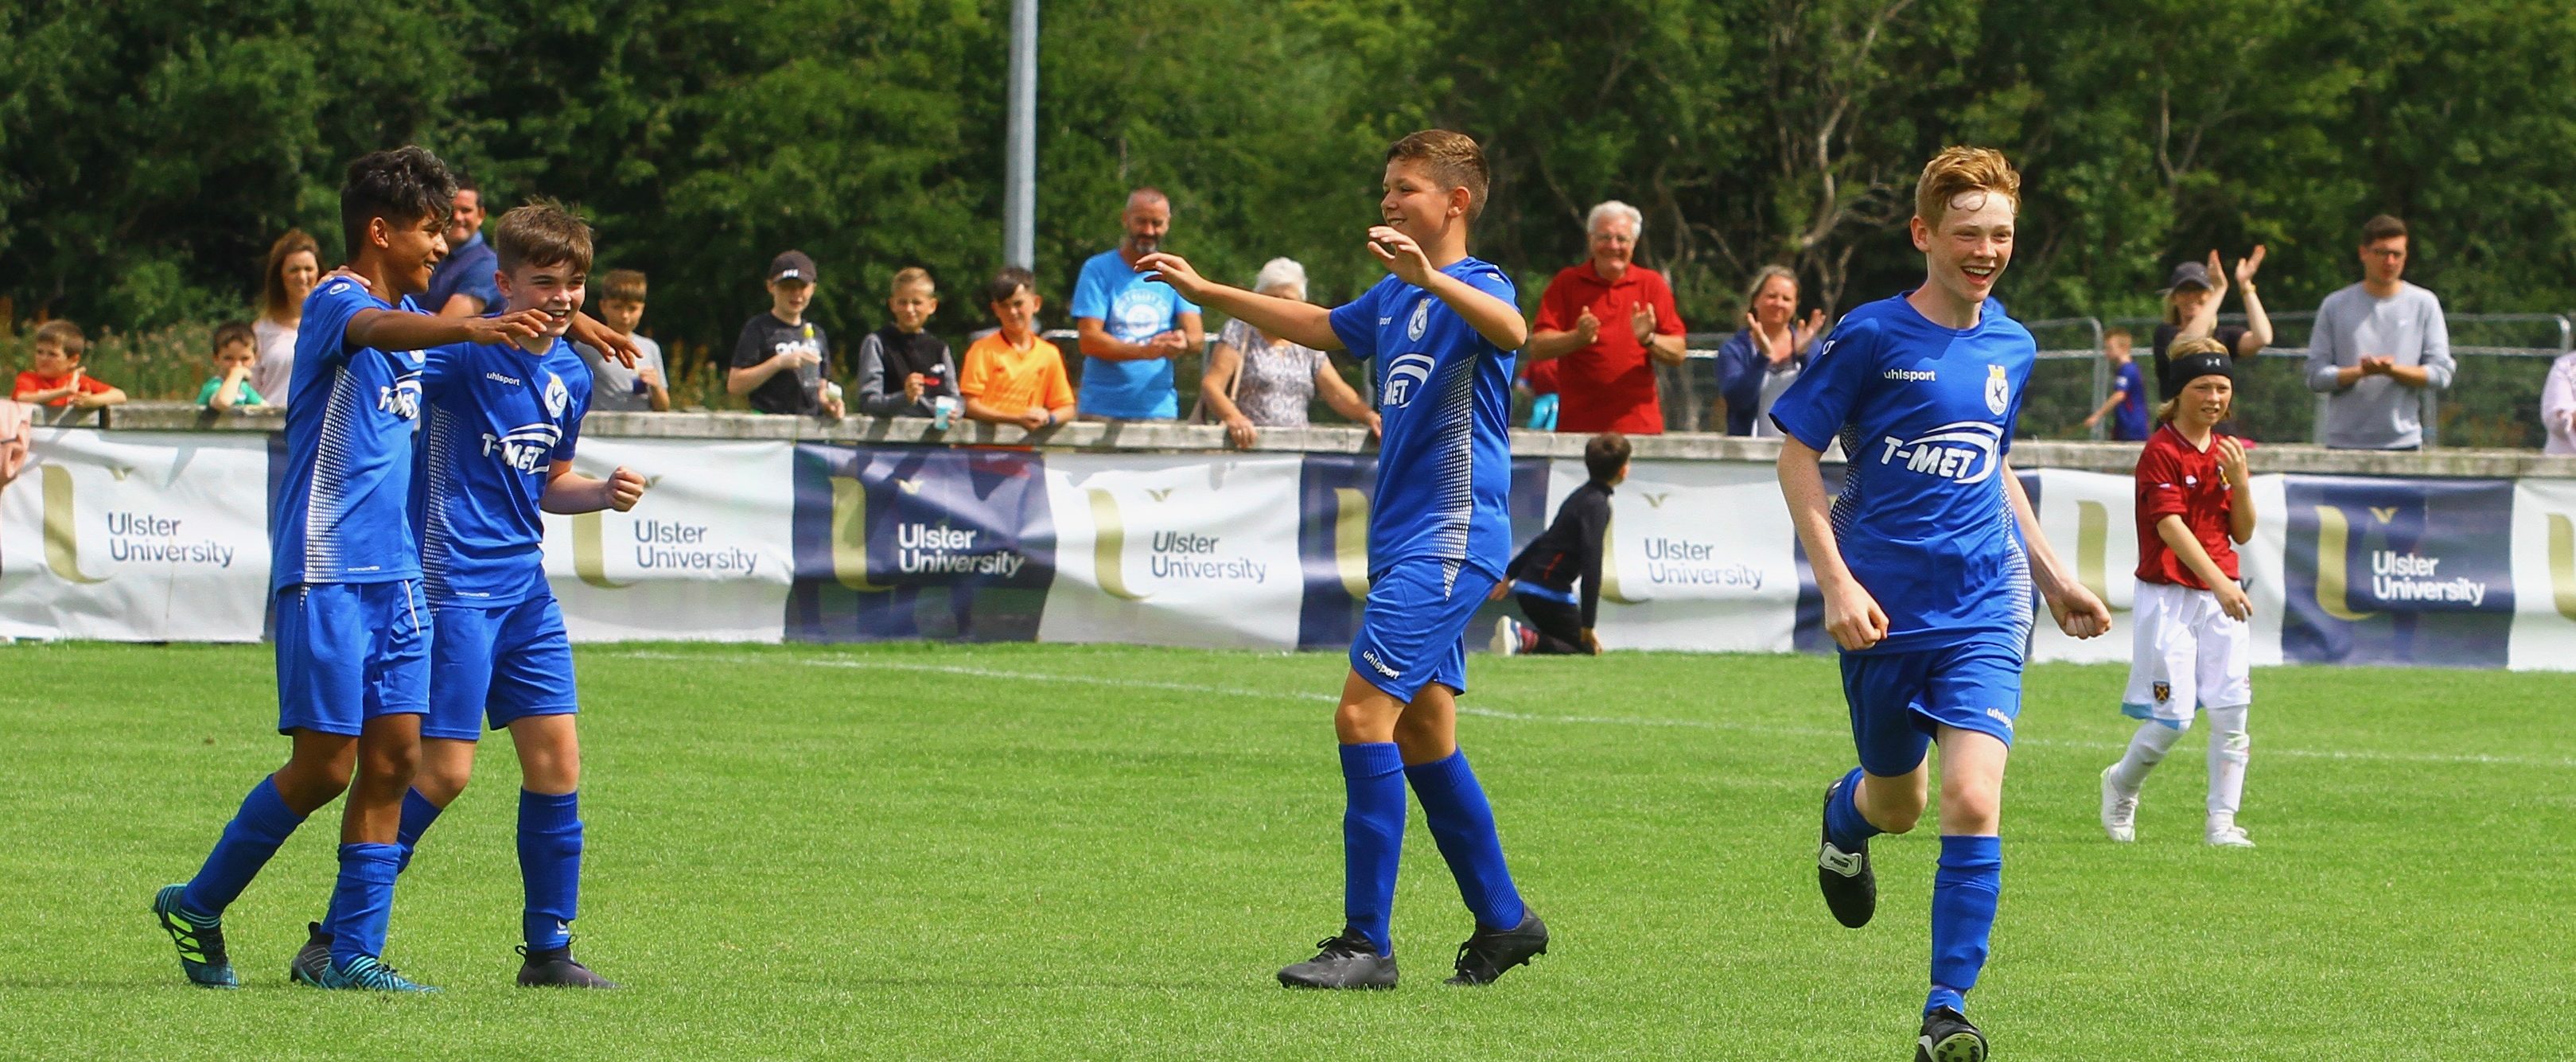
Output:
[2306, 216, 2453, 450]
[1526, 201, 1687, 434]
[197, 322, 265, 412]
[1076, 189, 1202, 420]
[730, 251, 843, 417]
[2082, 328, 2150, 441]
[1197, 258, 1380, 446]
[1715, 265, 1826, 436]
[2542, 349, 2576, 454]
[14, 321, 123, 410]
[576, 270, 669, 412]
[961, 266, 1076, 431]
[855, 267, 960, 420]
[424, 178, 499, 317]
[2151, 247, 2273, 399]
[251, 229, 320, 405]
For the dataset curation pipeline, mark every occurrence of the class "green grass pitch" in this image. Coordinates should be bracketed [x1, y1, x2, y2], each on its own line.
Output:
[2, 641, 2570, 1059]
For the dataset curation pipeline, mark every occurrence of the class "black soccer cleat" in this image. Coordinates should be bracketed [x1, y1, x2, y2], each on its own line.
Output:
[1916, 1006, 1987, 1062]
[290, 921, 333, 987]
[1817, 779, 1877, 928]
[1277, 931, 1398, 990]
[517, 943, 621, 989]
[1445, 912, 1547, 986]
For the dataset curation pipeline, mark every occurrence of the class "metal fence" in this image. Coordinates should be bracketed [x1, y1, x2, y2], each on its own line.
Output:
[1050, 311, 2576, 449]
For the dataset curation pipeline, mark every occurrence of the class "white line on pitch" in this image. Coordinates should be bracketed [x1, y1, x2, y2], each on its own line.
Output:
[609, 650, 2576, 769]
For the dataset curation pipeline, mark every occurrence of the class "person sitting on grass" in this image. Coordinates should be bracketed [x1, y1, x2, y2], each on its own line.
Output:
[958, 266, 1075, 432]
[1490, 431, 1627, 655]
[199, 322, 267, 412]
[14, 321, 126, 410]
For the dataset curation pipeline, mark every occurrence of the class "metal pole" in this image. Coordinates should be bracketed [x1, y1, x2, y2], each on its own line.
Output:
[2085, 317, 2107, 442]
[1003, 0, 1038, 270]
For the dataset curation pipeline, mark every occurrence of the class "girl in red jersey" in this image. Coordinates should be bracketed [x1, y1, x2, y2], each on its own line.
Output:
[2100, 340, 2259, 847]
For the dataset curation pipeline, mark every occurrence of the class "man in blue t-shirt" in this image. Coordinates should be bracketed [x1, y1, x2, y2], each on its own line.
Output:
[1770, 147, 2111, 1061]
[1071, 189, 1203, 419]
[157, 147, 551, 994]
[1140, 130, 1547, 993]
[294, 200, 644, 991]
[425, 179, 500, 317]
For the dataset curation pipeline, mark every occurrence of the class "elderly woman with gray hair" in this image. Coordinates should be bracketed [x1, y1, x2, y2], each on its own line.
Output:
[1714, 265, 1827, 436]
[1527, 200, 1687, 434]
[1200, 258, 1380, 446]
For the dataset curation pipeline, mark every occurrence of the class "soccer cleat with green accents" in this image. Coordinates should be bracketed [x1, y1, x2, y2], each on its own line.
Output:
[517, 943, 620, 989]
[152, 885, 238, 989]
[1445, 912, 1547, 986]
[1916, 1006, 1987, 1062]
[314, 954, 438, 992]
[290, 922, 333, 986]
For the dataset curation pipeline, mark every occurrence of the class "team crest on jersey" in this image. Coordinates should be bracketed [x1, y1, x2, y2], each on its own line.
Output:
[543, 372, 570, 418]
[2152, 680, 2172, 704]
[1407, 298, 1430, 341]
[1382, 352, 1438, 407]
[1985, 364, 2010, 415]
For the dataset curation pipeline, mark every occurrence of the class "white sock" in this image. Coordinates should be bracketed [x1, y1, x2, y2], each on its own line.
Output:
[2109, 719, 2187, 792]
[2206, 705, 2250, 827]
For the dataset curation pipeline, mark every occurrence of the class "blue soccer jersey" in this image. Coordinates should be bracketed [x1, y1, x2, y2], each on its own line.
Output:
[270, 279, 430, 589]
[414, 336, 591, 606]
[1327, 257, 1519, 578]
[1768, 293, 2037, 655]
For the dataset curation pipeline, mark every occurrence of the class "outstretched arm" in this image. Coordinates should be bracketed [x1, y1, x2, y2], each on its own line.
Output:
[1134, 253, 1341, 352]
[347, 306, 548, 352]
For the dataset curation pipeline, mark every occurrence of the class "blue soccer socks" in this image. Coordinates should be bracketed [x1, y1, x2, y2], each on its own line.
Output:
[1339, 743, 1407, 957]
[1404, 749, 1527, 932]
[1928, 834, 2002, 1015]
[181, 776, 306, 919]
[518, 789, 583, 953]
[326, 842, 404, 968]
[1824, 766, 1883, 853]
[395, 788, 446, 873]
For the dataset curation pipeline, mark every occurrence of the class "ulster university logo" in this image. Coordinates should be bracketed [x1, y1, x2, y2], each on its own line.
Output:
[41, 465, 107, 584]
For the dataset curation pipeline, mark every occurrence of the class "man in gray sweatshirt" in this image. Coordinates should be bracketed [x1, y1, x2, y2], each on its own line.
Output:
[2305, 215, 2453, 449]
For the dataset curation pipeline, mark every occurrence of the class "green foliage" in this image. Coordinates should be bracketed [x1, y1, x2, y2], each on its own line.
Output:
[7, 0, 2576, 393]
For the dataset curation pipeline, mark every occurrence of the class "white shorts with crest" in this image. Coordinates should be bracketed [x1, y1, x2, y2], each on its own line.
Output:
[2119, 580, 2253, 725]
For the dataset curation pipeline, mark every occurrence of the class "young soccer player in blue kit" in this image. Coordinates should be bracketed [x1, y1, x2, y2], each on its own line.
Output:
[289, 200, 646, 989]
[1769, 148, 2112, 1060]
[1138, 130, 1547, 990]
[154, 146, 552, 991]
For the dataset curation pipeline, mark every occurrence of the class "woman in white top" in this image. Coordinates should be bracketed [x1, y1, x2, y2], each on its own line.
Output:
[1198, 258, 1379, 446]
[251, 229, 321, 406]
[2541, 352, 2576, 454]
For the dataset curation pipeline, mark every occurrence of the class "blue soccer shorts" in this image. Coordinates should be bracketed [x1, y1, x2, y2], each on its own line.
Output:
[275, 580, 431, 737]
[1349, 558, 1500, 702]
[423, 595, 579, 742]
[1839, 638, 2025, 777]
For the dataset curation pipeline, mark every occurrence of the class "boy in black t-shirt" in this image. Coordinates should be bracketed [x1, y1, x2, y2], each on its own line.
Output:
[728, 250, 842, 416]
[1491, 431, 1629, 655]
[855, 266, 961, 419]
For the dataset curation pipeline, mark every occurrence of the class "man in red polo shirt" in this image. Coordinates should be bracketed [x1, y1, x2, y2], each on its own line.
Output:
[1526, 200, 1687, 434]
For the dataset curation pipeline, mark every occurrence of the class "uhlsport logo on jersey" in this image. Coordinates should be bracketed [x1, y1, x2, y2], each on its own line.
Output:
[1382, 352, 1438, 408]
[1874, 422, 2002, 483]
[2282, 475, 2511, 666]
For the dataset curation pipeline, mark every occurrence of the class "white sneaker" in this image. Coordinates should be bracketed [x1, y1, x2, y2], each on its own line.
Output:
[2099, 765, 2138, 843]
[1489, 617, 1520, 656]
[2206, 823, 2255, 848]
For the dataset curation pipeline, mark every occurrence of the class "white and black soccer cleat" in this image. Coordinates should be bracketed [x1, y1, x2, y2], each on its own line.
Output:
[1916, 1006, 1987, 1062]
[1818, 780, 1877, 928]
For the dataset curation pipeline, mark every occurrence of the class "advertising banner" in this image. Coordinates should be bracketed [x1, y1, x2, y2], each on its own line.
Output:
[1574, 458, 1799, 653]
[540, 438, 796, 642]
[0, 428, 272, 641]
[2505, 478, 2576, 670]
[2278, 475, 2514, 667]
[786, 443, 1056, 644]
[1038, 453, 1307, 649]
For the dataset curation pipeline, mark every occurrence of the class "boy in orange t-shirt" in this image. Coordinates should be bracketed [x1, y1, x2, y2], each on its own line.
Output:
[14, 321, 126, 409]
[959, 266, 1075, 430]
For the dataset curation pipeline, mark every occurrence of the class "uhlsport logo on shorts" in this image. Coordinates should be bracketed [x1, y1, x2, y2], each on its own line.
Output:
[1874, 422, 2001, 483]
[1382, 352, 1437, 408]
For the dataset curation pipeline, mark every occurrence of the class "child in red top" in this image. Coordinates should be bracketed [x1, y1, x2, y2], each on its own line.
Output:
[14, 321, 126, 410]
[2100, 340, 2259, 848]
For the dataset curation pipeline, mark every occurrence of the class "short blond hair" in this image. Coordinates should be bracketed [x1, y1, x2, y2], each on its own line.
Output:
[1387, 130, 1490, 221]
[890, 266, 935, 296]
[1916, 146, 2021, 228]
